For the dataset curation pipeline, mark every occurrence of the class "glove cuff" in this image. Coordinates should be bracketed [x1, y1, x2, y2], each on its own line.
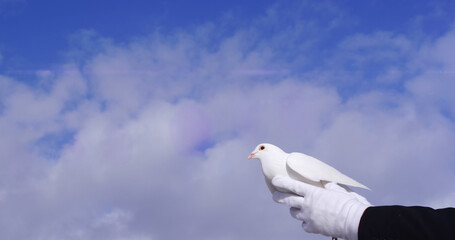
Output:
[344, 201, 370, 240]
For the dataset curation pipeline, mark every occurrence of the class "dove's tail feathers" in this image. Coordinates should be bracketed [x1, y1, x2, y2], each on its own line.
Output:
[338, 179, 370, 190]
[330, 173, 370, 190]
[352, 183, 370, 190]
[322, 181, 370, 192]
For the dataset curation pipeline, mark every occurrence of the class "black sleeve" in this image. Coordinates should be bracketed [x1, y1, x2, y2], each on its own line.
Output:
[358, 206, 455, 240]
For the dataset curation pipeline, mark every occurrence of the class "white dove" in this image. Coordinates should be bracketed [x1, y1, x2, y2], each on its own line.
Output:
[248, 143, 369, 193]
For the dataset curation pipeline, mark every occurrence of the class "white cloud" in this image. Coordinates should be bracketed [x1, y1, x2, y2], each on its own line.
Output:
[406, 31, 455, 121]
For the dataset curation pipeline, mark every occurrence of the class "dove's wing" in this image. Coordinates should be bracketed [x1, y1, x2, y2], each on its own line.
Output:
[286, 152, 370, 190]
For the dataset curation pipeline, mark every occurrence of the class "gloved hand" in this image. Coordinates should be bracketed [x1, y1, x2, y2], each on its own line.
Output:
[272, 176, 372, 240]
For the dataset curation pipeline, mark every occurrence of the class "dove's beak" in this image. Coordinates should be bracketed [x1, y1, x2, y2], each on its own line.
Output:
[248, 152, 257, 159]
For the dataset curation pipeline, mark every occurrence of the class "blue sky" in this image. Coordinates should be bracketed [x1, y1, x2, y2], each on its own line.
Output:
[2, 1, 454, 78]
[1, 0, 276, 71]
[1, 1, 455, 239]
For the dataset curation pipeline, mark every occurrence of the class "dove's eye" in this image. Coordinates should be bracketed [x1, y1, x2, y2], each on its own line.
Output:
[259, 145, 265, 151]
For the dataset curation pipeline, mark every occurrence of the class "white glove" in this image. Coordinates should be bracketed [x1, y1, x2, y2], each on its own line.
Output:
[272, 176, 372, 240]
